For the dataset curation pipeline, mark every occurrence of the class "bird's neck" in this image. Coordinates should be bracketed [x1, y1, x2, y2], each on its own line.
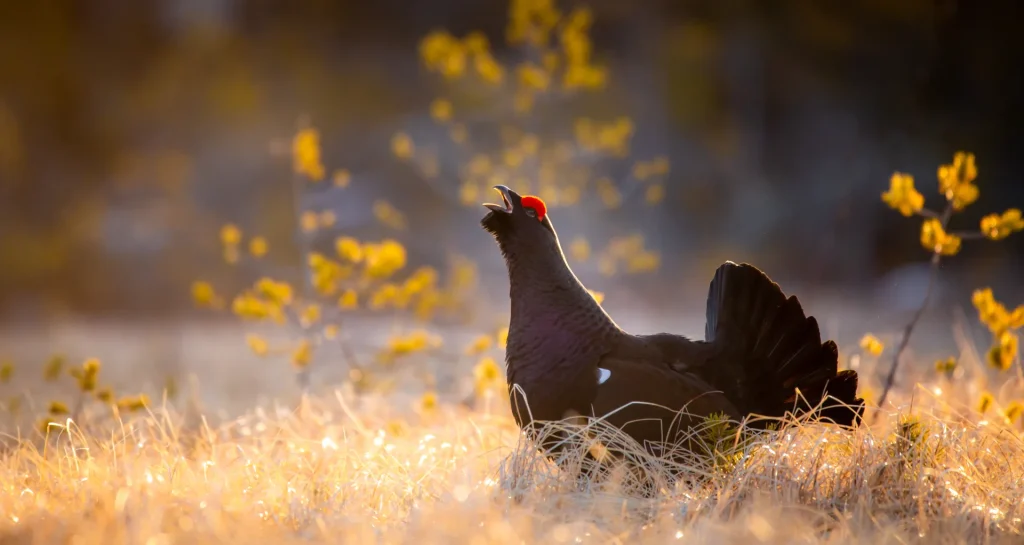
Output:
[502, 244, 621, 377]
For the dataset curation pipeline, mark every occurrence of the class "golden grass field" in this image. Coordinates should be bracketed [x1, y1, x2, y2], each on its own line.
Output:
[2, 3, 1022, 542]
[1, 316, 1022, 545]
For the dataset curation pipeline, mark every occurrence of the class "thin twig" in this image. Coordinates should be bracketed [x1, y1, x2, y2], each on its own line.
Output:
[874, 252, 941, 418]
[874, 203, 954, 419]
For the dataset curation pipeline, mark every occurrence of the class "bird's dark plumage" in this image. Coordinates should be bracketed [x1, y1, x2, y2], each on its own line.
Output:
[481, 185, 864, 470]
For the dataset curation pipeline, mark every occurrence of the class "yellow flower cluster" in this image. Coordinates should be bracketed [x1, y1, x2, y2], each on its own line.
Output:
[920, 218, 961, 256]
[506, 0, 561, 47]
[220, 223, 242, 264]
[35, 356, 152, 434]
[596, 234, 661, 276]
[632, 157, 671, 181]
[191, 280, 223, 309]
[881, 173, 924, 217]
[972, 288, 1024, 371]
[391, 132, 414, 160]
[67, 357, 101, 392]
[934, 356, 957, 376]
[465, 334, 492, 356]
[937, 151, 978, 211]
[363, 239, 407, 278]
[292, 339, 313, 370]
[231, 277, 293, 323]
[574, 117, 634, 157]
[309, 252, 352, 296]
[378, 330, 442, 366]
[473, 356, 505, 397]
[859, 334, 885, 357]
[419, 30, 504, 84]
[595, 178, 622, 209]
[43, 354, 64, 381]
[292, 127, 325, 181]
[429, 99, 453, 123]
[980, 209, 1024, 241]
[373, 200, 407, 230]
[559, 8, 607, 90]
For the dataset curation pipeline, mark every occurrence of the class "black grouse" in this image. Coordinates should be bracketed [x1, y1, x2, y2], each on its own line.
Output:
[481, 185, 864, 465]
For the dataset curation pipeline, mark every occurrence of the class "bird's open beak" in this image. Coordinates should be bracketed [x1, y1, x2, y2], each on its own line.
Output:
[483, 185, 514, 214]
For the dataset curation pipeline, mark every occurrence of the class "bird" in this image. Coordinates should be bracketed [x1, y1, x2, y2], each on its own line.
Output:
[480, 184, 864, 472]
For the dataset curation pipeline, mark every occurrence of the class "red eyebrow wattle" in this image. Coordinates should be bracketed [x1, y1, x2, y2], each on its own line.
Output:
[521, 195, 547, 220]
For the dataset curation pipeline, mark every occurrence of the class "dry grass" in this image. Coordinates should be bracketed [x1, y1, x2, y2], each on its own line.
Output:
[1, 321, 1023, 544]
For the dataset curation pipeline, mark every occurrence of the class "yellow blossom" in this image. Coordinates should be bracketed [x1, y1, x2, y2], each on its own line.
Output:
[473, 356, 504, 397]
[859, 334, 885, 357]
[48, 401, 69, 415]
[987, 331, 1019, 371]
[978, 391, 994, 414]
[920, 218, 961, 256]
[587, 289, 605, 305]
[466, 334, 492, 355]
[418, 391, 439, 414]
[881, 173, 924, 217]
[517, 62, 550, 91]
[300, 211, 319, 233]
[77, 358, 100, 392]
[596, 177, 621, 209]
[116, 394, 150, 413]
[430, 99, 453, 123]
[191, 281, 220, 308]
[474, 51, 504, 84]
[980, 209, 1024, 241]
[96, 387, 114, 403]
[338, 290, 359, 310]
[645, 184, 665, 205]
[255, 278, 294, 306]
[463, 31, 488, 54]
[43, 355, 65, 381]
[935, 356, 957, 375]
[0, 360, 11, 383]
[292, 339, 313, 369]
[937, 151, 978, 210]
[323, 324, 339, 340]
[248, 236, 268, 258]
[334, 236, 363, 263]
[1002, 401, 1024, 425]
[333, 169, 351, 188]
[292, 127, 325, 181]
[220, 223, 242, 246]
[971, 288, 1022, 335]
[300, 304, 321, 328]
[497, 327, 509, 349]
[391, 132, 414, 160]
[363, 239, 407, 278]
[38, 418, 57, 435]
[373, 200, 407, 230]
[626, 251, 660, 274]
[246, 334, 269, 357]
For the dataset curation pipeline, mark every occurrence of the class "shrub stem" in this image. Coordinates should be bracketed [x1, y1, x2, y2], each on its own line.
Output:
[874, 203, 954, 419]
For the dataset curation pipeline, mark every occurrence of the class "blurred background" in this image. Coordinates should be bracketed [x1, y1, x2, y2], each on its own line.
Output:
[1, 0, 1022, 412]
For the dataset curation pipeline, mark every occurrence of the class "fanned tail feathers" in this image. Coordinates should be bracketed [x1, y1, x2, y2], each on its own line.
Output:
[705, 261, 864, 427]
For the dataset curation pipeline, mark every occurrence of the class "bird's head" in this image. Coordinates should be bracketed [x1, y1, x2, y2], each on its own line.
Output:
[480, 185, 560, 260]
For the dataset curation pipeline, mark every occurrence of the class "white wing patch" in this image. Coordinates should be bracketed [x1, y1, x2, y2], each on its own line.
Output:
[597, 367, 611, 385]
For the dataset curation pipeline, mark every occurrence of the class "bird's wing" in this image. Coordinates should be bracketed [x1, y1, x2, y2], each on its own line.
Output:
[586, 354, 741, 453]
